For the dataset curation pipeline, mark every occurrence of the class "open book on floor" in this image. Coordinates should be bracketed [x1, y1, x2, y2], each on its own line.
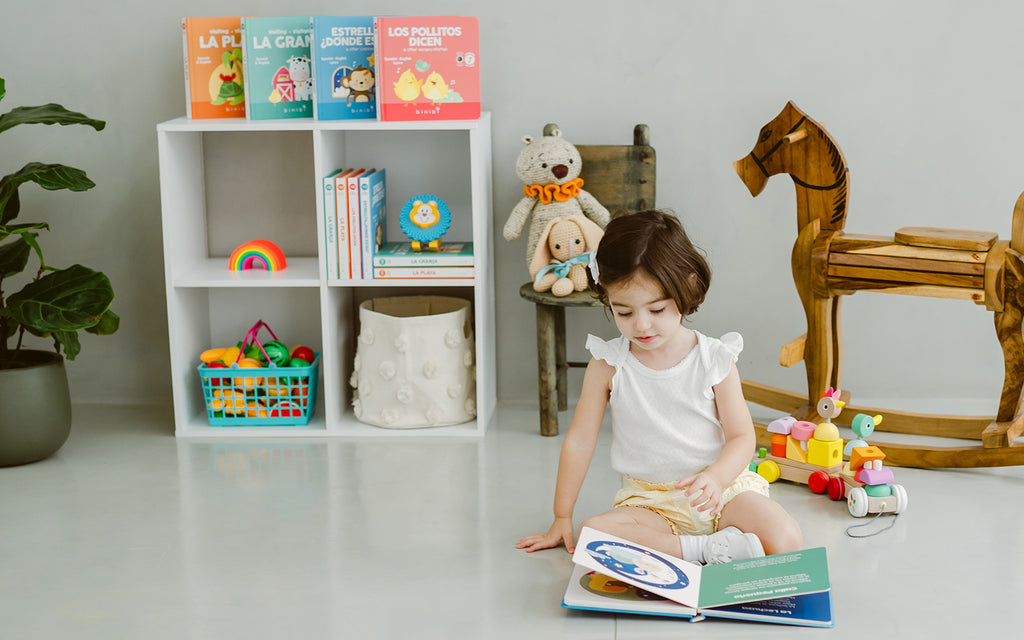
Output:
[565, 527, 833, 627]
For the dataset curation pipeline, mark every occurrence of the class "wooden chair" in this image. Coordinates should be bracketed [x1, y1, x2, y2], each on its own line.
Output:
[519, 123, 656, 436]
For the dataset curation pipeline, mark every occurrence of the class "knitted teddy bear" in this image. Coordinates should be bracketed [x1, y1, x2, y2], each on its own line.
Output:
[529, 215, 605, 297]
[504, 127, 610, 273]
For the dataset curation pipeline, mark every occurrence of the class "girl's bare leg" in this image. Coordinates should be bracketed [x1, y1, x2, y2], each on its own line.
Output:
[717, 491, 803, 555]
[579, 506, 681, 557]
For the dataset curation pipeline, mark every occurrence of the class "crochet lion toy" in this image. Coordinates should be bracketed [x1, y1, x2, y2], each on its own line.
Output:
[529, 215, 605, 297]
[503, 127, 610, 273]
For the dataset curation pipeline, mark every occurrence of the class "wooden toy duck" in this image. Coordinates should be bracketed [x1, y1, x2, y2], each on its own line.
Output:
[844, 413, 883, 456]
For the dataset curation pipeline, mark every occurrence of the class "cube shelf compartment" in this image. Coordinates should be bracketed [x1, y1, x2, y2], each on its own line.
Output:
[157, 114, 495, 437]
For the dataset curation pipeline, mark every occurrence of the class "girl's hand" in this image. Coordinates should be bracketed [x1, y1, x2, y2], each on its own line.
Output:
[676, 472, 725, 517]
[516, 517, 576, 553]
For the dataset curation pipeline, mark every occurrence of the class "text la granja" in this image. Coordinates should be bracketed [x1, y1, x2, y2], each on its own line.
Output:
[252, 32, 312, 49]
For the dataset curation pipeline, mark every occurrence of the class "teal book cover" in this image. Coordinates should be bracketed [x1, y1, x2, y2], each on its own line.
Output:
[242, 16, 314, 119]
[311, 16, 376, 120]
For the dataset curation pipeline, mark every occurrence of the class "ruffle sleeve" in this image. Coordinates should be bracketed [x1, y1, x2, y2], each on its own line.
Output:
[585, 334, 626, 367]
[699, 331, 743, 399]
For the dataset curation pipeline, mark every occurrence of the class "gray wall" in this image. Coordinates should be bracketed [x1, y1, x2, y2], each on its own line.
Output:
[3, 0, 1020, 416]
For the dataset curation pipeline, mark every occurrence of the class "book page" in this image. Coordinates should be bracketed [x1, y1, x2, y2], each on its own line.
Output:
[698, 547, 830, 609]
[572, 527, 703, 609]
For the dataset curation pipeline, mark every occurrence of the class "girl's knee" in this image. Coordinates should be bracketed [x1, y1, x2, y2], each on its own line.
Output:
[761, 516, 803, 555]
[580, 512, 618, 536]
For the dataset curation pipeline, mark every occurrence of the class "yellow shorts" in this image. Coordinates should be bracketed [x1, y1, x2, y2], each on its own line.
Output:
[613, 470, 770, 536]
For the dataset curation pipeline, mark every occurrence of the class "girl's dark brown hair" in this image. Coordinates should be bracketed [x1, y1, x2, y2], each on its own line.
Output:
[589, 210, 711, 316]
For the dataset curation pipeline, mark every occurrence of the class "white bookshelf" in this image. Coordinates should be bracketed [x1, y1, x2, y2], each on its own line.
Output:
[157, 113, 495, 437]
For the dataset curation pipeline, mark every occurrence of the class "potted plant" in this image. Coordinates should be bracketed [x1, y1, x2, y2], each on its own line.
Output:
[0, 75, 118, 466]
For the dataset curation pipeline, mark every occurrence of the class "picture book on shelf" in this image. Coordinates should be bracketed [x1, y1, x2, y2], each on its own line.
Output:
[181, 17, 246, 119]
[373, 16, 480, 121]
[332, 168, 360, 279]
[241, 16, 313, 120]
[373, 241, 473, 267]
[322, 169, 349, 279]
[373, 266, 474, 280]
[310, 16, 376, 120]
[565, 527, 833, 627]
[358, 169, 386, 278]
[344, 169, 369, 278]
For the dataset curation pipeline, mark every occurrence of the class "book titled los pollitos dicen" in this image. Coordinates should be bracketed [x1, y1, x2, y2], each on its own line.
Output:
[373, 16, 479, 121]
[241, 16, 314, 120]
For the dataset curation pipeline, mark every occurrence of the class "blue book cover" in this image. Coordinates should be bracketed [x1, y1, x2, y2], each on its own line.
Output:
[310, 16, 376, 120]
[241, 16, 313, 120]
[359, 169, 386, 278]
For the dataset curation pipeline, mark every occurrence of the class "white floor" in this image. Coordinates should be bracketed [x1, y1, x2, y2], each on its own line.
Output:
[1, 402, 1022, 638]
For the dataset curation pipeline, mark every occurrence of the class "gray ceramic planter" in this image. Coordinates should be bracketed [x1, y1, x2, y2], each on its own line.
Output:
[0, 350, 72, 466]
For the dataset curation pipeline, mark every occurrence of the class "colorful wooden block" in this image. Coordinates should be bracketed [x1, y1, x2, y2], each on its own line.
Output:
[813, 422, 841, 442]
[807, 437, 843, 467]
[855, 466, 895, 486]
[767, 416, 797, 435]
[791, 420, 817, 442]
[849, 445, 886, 471]
[770, 433, 787, 457]
[786, 435, 808, 463]
[865, 483, 893, 497]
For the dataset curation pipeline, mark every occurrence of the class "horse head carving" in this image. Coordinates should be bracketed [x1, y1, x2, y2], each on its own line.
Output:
[734, 101, 850, 233]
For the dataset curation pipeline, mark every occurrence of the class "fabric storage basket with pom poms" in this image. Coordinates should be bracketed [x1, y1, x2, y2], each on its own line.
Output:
[351, 295, 476, 428]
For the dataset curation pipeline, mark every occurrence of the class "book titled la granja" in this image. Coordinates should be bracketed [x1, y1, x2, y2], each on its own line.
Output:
[374, 16, 480, 121]
[181, 17, 246, 119]
[242, 16, 314, 120]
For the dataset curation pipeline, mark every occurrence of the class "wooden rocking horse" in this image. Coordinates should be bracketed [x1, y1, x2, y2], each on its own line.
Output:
[734, 101, 1024, 468]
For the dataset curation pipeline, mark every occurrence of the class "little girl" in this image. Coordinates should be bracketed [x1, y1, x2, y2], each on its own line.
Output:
[517, 210, 802, 564]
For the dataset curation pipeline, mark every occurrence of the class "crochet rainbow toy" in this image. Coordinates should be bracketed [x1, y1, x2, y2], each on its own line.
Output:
[228, 239, 288, 271]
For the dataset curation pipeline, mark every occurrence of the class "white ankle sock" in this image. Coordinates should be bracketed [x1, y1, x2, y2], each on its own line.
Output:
[678, 534, 708, 563]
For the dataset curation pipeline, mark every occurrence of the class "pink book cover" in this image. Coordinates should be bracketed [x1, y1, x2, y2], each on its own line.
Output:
[373, 16, 480, 121]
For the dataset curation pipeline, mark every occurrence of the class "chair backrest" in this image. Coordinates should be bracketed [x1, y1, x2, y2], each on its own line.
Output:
[542, 122, 656, 216]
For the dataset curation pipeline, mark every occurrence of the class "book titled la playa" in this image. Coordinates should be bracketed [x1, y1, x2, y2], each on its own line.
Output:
[181, 17, 246, 118]
[565, 527, 833, 627]
[373, 16, 480, 121]
[241, 16, 314, 120]
[310, 16, 376, 120]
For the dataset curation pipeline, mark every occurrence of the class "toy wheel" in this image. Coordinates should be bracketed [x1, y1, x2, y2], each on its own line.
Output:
[891, 484, 908, 514]
[827, 476, 845, 501]
[848, 487, 869, 517]
[808, 471, 830, 494]
[757, 460, 781, 483]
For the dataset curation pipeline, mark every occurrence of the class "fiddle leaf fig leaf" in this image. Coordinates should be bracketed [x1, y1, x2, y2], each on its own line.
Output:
[5, 264, 113, 333]
[53, 330, 82, 360]
[0, 163, 96, 225]
[0, 235, 32, 277]
[85, 308, 120, 335]
[0, 103, 106, 135]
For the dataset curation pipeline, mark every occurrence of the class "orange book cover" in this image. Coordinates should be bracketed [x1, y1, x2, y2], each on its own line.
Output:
[373, 16, 479, 121]
[182, 17, 246, 119]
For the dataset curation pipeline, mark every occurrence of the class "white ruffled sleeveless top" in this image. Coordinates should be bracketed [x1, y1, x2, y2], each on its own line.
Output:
[586, 331, 743, 483]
